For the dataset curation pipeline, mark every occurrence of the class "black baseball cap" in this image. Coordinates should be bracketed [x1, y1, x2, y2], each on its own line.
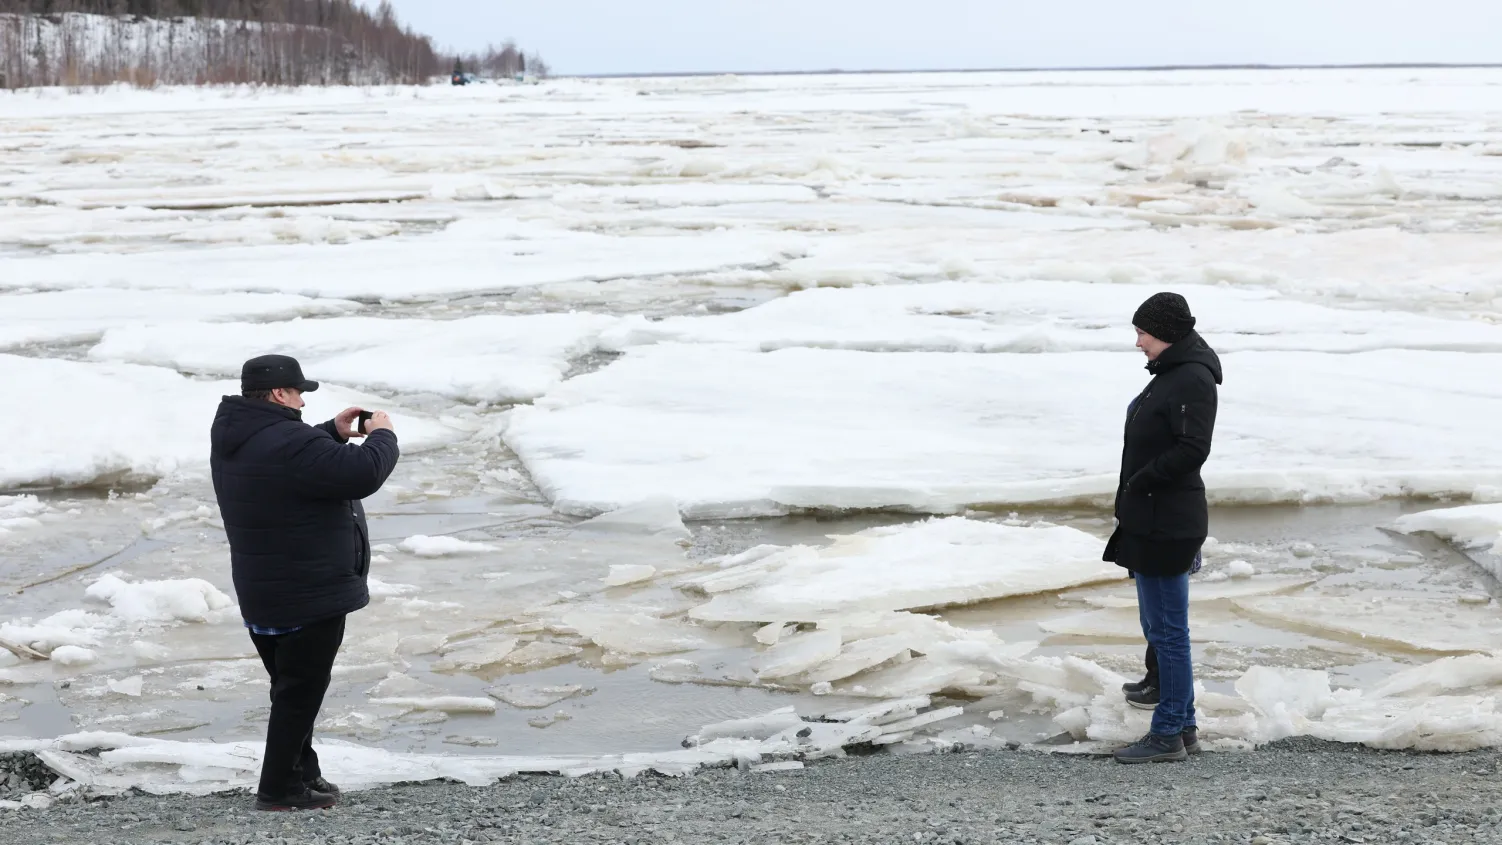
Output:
[240, 354, 319, 393]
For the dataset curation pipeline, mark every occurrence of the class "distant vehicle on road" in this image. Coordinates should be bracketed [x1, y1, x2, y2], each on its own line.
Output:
[451, 72, 478, 86]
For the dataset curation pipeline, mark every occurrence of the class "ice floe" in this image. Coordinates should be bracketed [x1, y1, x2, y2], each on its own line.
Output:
[507, 344, 1502, 517]
[90, 312, 621, 404]
[686, 518, 1122, 622]
[0, 355, 465, 489]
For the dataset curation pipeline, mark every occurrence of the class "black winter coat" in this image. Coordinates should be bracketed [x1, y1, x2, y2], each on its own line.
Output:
[210, 396, 400, 629]
[1112, 331, 1222, 543]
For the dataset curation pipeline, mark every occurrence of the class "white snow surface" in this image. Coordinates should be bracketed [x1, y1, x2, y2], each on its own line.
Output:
[0, 355, 463, 489]
[0, 575, 239, 661]
[89, 312, 619, 403]
[506, 344, 1502, 517]
[0, 289, 357, 350]
[0, 219, 795, 301]
[397, 536, 498, 558]
[83, 575, 233, 624]
[603, 281, 1502, 355]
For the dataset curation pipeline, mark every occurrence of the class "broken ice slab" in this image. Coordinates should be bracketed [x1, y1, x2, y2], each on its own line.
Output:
[1039, 607, 1258, 642]
[1311, 693, 1502, 752]
[367, 696, 497, 714]
[833, 655, 986, 700]
[1068, 575, 1320, 608]
[1026, 740, 1118, 757]
[817, 696, 932, 725]
[502, 641, 583, 667]
[684, 706, 806, 746]
[754, 622, 794, 645]
[106, 675, 144, 697]
[752, 629, 842, 680]
[646, 659, 799, 692]
[1233, 594, 1502, 653]
[801, 634, 912, 683]
[688, 519, 1124, 623]
[527, 711, 574, 729]
[561, 611, 708, 655]
[487, 684, 589, 709]
[1394, 501, 1502, 556]
[575, 498, 691, 541]
[603, 564, 658, 587]
[431, 636, 521, 672]
[870, 705, 965, 736]
[444, 736, 499, 748]
[750, 761, 804, 773]
[368, 672, 444, 699]
[398, 535, 497, 557]
[1368, 654, 1502, 699]
[763, 720, 885, 755]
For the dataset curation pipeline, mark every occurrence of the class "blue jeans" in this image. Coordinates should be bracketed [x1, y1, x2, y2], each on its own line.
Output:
[1135, 571, 1196, 735]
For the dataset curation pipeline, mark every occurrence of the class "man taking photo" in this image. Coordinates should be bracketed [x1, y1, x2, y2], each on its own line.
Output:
[210, 354, 400, 811]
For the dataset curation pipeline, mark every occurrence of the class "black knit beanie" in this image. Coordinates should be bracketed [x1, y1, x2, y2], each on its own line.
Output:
[1133, 292, 1196, 343]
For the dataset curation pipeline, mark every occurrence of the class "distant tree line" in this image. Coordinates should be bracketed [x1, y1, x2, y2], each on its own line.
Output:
[453, 40, 549, 80]
[0, 1, 548, 89]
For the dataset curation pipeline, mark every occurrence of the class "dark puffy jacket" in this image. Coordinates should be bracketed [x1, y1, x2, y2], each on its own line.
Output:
[210, 396, 400, 629]
[1113, 331, 1222, 541]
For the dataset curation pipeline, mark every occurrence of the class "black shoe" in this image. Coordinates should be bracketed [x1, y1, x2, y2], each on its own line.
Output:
[254, 787, 336, 812]
[1182, 726, 1201, 755]
[304, 776, 342, 798]
[1121, 675, 1157, 695]
[1114, 733, 1188, 764]
[1125, 686, 1160, 710]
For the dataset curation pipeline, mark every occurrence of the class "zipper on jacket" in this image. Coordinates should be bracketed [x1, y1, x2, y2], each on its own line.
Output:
[1130, 390, 1152, 425]
[1181, 404, 1187, 435]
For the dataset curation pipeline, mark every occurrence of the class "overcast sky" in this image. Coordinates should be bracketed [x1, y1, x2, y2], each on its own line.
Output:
[373, 0, 1502, 76]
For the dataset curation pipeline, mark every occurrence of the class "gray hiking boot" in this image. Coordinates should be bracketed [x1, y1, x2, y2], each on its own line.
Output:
[1114, 733, 1188, 764]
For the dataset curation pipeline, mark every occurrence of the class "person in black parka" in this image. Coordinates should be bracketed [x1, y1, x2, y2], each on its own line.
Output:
[1104, 293, 1222, 764]
[211, 355, 400, 810]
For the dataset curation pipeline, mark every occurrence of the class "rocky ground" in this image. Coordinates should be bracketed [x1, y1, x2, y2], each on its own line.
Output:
[2, 739, 1500, 844]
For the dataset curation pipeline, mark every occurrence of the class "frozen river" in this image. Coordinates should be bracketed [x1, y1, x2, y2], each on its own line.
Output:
[1, 68, 1501, 794]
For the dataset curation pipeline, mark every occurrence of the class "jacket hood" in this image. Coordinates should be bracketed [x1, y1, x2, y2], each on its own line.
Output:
[1147, 330, 1223, 385]
[211, 395, 302, 456]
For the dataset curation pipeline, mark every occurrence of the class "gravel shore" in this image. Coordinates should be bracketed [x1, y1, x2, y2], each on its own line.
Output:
[4, 739, 1499, 844]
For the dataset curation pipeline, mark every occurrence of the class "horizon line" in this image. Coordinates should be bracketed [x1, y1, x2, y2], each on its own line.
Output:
[570, 61, 1502, 79]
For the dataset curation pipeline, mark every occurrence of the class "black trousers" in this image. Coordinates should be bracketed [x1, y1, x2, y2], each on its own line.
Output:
[249, 614, 346, 799]
[1143, 644, 1159, 687]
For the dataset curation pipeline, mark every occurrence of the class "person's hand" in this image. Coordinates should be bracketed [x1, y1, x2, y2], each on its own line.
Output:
[333, 407, 365, 439]
[364, 411, 394, 435]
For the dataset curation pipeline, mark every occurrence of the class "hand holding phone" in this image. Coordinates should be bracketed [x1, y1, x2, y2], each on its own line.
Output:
[357, 410, 374, 435]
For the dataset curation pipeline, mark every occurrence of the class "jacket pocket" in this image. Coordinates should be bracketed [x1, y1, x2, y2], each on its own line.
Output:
[1115, 485, 1156, 533]
[351, 505, 368, 577]
[1152, 488, 1209, 539]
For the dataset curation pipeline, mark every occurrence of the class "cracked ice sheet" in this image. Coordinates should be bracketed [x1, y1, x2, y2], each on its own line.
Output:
[88, 311, 620, 404]
[1232, 594, 1502, 655]
[603, 281, 1502, 355]
[687, 518, 1122, 623]
[0, 217, 797, 301]
[0, 355, 464, 489]
[0, 204, 412, 253]
[0, 289, 358, 351]
[1396, 503, 1502, 554]
[505, 344, 1502, 518]
[771, 227, 1502, 320]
